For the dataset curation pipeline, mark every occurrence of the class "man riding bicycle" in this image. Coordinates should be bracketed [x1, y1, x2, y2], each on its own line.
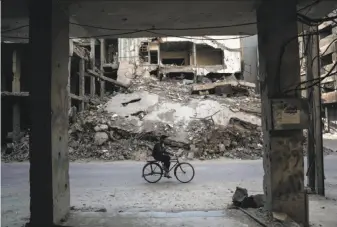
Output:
[152, 135, 173, 178]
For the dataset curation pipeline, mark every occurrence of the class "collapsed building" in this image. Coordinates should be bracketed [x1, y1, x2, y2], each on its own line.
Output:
[1, 35, 259, 149]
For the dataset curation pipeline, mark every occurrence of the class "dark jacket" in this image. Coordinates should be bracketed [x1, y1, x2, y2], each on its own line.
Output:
[152, 142, 170, 157]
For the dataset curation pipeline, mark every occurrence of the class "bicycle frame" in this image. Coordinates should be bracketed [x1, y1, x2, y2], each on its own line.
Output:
[167, 158, 180, 173]
[151, 157, 180, 174]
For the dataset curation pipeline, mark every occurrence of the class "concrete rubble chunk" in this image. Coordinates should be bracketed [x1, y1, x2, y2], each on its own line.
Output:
[117, 61, 136, 86]
[94, 132, 109, 145]
[232, 187, 265, 209]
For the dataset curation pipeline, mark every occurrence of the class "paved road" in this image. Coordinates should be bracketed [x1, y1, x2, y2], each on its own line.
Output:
[2, 156, 337, 227]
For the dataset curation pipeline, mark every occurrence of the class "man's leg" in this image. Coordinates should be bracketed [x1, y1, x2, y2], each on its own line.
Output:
[163, 155, 171, 177]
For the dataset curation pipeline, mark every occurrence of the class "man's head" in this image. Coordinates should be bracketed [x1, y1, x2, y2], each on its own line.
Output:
[159, 135, 168, 144]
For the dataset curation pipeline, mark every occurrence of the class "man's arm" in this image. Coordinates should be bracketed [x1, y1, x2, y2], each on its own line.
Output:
[162, 147, 173, 156]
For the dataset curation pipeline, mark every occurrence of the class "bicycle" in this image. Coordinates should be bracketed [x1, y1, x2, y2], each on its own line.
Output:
[142, 155, 195, 183]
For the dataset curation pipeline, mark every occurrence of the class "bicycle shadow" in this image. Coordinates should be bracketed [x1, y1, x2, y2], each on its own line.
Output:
[142, 180, 196, 189]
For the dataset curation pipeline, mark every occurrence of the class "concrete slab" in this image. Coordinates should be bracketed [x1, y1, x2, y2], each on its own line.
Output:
[104, 91, 159, 117]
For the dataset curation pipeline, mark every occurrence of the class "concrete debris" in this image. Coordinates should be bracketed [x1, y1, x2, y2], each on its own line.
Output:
[94, 132, 109, 145]
[232, 187, 265, 209]
[117, 61, 136, 86]
[2, 70, 336, 163]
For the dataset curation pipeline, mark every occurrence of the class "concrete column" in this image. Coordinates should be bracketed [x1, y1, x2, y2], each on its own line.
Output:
[311, 26, 324, 196]
[325, 106, 330, 132]
[257, 0, 306, 225]
[29, 0, 70, 225]
[192, 42, 197, 66]
[12, 49, 21, 143]
[79, 58, 85, 111]
[90, 39, 96, 96]
[67, 56, 72, 110]
[305, 31, 315, 191]
[100, 39, 106, 97]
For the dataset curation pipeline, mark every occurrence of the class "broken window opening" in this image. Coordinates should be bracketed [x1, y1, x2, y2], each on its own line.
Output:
[70, 57, 80, 96]
[95, 44, 101, 69]
[95, 80, 101, 96]
[71, 99, 81, 112]
[322, 82, 335, 93]
[319, 25, 332, 40]
[139, 42, 149, 63]
[160, 41, 191, 65]
[105, 38, 118, 64]
[150, 51, 158, 64]
[196, 44, 222, 66]
[84, 76, 91, 95]
[105, 83, 115, 94]
[321, 53, 333, 68]
[162, 58, 185, 65]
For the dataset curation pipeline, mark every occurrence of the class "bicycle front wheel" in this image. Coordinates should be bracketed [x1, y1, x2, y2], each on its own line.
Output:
[174, 162, 195, 183]
[142, 162, 163, 183]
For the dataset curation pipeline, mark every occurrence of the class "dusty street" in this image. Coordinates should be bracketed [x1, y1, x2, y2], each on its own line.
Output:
[2, 155, 337, 227]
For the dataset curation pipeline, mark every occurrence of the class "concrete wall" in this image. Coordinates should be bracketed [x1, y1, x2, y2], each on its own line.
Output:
[162, 36, 241, 73]
[325, 103, 337, 132]
[240, 35, 258, 84]
[118, 38, 148, 65]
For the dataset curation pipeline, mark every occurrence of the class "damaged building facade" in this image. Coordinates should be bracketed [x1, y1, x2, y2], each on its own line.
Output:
[299, 9, 337, 132]
[1, 35, 259, 147]
[118, 36, 244, 81]
[319, 10, 337, 132]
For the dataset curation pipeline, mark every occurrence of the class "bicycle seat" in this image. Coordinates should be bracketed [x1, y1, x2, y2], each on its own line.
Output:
[147, 160, 159, 163]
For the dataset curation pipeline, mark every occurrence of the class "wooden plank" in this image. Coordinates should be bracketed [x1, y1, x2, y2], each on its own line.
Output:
[321, 91, 337, 104]
[87, 69, 129, 88]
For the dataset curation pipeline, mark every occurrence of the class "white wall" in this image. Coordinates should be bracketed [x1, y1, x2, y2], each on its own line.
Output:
[240, 35, 258, 84]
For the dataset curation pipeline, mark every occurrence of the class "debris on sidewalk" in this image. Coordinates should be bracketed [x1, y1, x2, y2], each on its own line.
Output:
[232, 187, 265, 209]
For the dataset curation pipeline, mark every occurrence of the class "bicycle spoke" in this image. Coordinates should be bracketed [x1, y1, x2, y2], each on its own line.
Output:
[142, 163, 163, 183]
[174, 163, 195, 183]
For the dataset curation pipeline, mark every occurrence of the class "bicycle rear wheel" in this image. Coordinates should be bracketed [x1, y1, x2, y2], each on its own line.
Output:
[174, 162, 195, 183]
[142, 162, 163, 183]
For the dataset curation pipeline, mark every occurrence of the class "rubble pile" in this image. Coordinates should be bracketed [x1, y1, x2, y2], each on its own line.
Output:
[67, 110, 158, 161]
[188, 117, 263, 160]
[130, 73, 192, 103]
[1, 134, 30, 162]
[2, 71, 335, 162]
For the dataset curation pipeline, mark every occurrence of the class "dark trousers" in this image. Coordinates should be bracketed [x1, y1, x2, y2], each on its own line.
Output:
[154, 154, 170, 171]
